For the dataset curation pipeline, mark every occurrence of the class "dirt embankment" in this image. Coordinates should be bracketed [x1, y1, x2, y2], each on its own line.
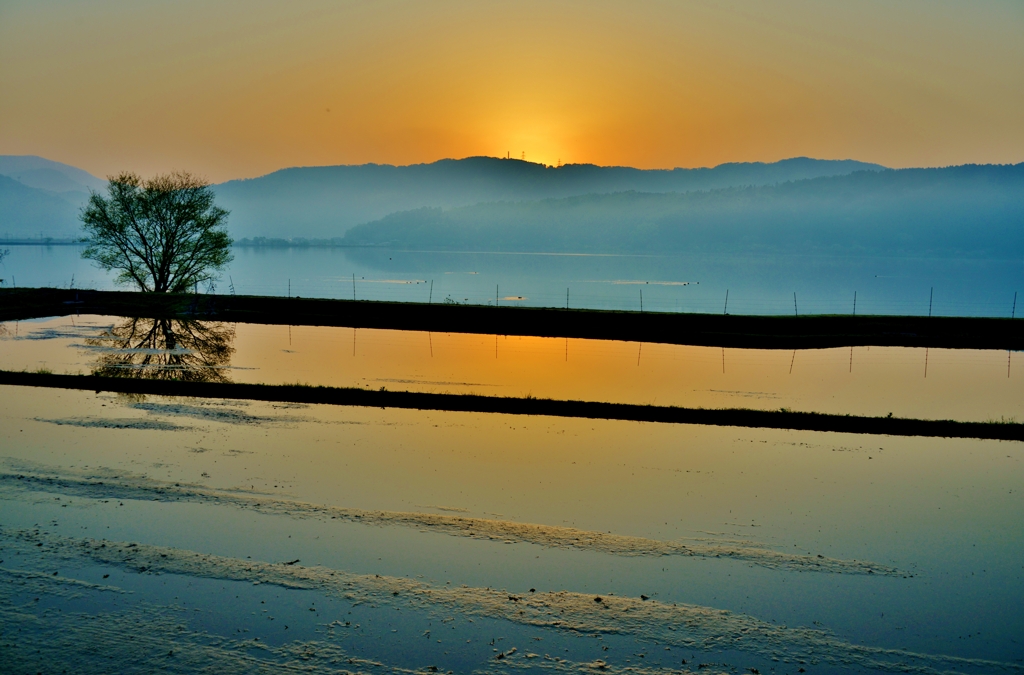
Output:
[2, 287, 1022, 350]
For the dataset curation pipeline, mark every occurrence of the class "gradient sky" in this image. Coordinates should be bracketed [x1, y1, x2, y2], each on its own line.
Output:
[1, 0, 1022, 182]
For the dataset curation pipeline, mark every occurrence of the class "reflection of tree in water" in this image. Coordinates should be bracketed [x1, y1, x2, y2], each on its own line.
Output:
[87, 318, 235, 382]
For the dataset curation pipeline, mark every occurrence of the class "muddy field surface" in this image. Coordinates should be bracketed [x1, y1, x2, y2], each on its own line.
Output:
[1, 384, 1022, 673]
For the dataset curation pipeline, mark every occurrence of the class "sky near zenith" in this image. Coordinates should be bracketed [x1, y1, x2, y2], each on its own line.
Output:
[1, 0, 1022, 182]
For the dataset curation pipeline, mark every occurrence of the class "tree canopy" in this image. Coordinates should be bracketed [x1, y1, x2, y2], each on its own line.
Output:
[81, 171, 232, 293]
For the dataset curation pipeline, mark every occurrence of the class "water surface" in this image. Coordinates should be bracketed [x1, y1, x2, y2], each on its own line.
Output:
[2, 314, 1020, 421]
[2, 243, 1020, 316]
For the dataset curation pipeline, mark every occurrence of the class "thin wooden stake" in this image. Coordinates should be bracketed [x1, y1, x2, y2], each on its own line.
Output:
[352, 274, 356, 301]
[928, 287, 933, 317]
[723, 290, 729, 315]
[853, 291, 857, 316]
[793, 292, 798, 317]
[429, 280, 433, 304]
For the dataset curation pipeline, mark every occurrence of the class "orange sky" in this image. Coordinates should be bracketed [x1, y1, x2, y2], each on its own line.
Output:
[1, 0, 1022, 182]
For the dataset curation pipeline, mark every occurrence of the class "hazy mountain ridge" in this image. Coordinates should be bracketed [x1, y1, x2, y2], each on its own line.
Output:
[214, 156, 884, 239]
[0, 155, 107, 193]
[0, 156, 108, 240]
[0, 174, 83, 240]
[0, 155, 881, 240]
[342, 164, 1024, 257]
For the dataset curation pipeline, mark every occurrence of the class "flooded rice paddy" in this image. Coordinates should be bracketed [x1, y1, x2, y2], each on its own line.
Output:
[1, 314, 1023, 421]
[1, 314, 1023, 673]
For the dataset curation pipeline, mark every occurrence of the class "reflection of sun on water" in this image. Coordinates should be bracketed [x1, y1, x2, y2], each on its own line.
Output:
[232, 325, 1023, 422]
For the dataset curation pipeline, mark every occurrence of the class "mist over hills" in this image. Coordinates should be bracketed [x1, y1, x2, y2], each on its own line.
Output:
[343, 164, 1024, 258]
[214, 156, 883, 239]
[0, 175, 84, 240]
[0, 155, 882, 241]
[5, 155, 1020, 260]
[0, 156, 106, 240]
[0, 155, 106, 194]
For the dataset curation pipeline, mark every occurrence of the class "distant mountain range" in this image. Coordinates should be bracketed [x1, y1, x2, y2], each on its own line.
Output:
[0, 155, 880, 242]
[0, 156, 107, 240]
[343, 163, 1024, 257]
[4, 155, 1021, 259]
[0, 154, 884, 241]
[214, 156, 884, 239]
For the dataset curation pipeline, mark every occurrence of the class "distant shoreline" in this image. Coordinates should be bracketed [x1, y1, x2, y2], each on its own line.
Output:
[3, 239, 1021, 264]
[0, 238, 83, 246]
[0, 238, 366, 248]
[0, 238, 361, 247]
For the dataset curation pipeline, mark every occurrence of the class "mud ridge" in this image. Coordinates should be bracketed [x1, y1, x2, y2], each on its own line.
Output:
[0, 467, 899, 576]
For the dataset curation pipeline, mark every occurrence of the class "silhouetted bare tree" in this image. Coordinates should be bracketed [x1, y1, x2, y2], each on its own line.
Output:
[81, 172, 231, 293]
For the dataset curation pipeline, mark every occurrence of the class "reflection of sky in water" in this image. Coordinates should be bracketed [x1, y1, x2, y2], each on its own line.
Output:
[2, 315, 1022, 421]
[1, 386, 1021, 671]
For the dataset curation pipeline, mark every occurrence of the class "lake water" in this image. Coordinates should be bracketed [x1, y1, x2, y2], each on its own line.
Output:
[2, 243, 1021, 316]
